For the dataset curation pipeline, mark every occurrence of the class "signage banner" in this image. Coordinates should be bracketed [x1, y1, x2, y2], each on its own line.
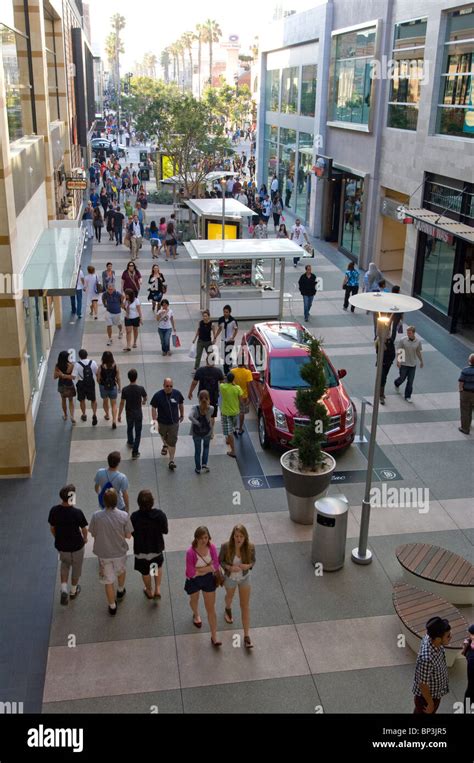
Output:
[66, 178, 87, 191]
[413, 218, 454, 244]
[161, 155, 175, 180]
[380, 197, 412, 223]
[313, 155, 332, 180]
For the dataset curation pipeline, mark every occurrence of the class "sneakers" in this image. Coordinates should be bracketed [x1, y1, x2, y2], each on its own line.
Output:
[458, 428, 470, 435]
[117, 588, 126, 601]
[107, 340, 112, 346]
[60, 591, 69, 606]
[405, 397, 413, 403]
[195, 468, 201, 474]
[81, 414, 87, 422]
[132, 452, 140, 459]
[394, 382, 401, 393]
[168, 461, 177, 471]
[70, 585, 81, 599]
[201, 465, 210, 473]
[92, 415, 98, 426]
[380, 396, 385, 405]
[118, 331, 123, 340]
[109, 603, 117, 615]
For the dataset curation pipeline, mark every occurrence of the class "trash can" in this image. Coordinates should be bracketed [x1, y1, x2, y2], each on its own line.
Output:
[311, 496, 349, 571]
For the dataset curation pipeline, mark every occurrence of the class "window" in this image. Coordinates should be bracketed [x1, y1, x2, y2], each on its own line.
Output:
[0, 24, 34, 142]
[418, 236, 456, 314]
[281, 66, 299, 113]
[301, 64, 317, 116]
[296, 132, 313, 219]
[437, 7, 474, 138]
[279, 128, 296, 207]
[330, 26, 376, 125]
[387, 18, 427, 130]
[341, 176, 364, 259]
[265, 69, 280, 111]
[263, 125, 278, 189]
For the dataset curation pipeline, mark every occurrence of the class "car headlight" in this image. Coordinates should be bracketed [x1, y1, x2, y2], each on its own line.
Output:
[273, 407, 289, 431]
[346, 404, 354, 426]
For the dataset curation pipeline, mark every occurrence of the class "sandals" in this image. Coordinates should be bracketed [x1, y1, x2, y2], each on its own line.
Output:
[161, 446, 168, 456]
[224, 608, 233, 624]
[244, 636, 254, 649]
[143, 588, 154, 600]
[211, 638, 222, 647]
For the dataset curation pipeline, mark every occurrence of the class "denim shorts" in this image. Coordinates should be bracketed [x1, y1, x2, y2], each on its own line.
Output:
[224, 572, 251, 589]
[99, 384, 118, 400]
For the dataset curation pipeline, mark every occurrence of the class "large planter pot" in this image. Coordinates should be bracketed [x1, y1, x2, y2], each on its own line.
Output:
[280, 449, 336, 525]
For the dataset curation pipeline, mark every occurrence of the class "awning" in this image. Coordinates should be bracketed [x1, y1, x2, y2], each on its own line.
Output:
[160, 170, 237, 186]
[184, 238, 304, 260]
[405, 208, 474, 245]
[21, 225, 86, 295]
[185, 198, 254, 219]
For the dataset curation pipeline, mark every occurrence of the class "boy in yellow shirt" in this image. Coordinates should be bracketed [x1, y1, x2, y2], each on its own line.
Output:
[231, 359, 254, 435]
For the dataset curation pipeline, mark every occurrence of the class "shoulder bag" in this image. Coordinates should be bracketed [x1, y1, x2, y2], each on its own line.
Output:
[196, 550, 225, 587]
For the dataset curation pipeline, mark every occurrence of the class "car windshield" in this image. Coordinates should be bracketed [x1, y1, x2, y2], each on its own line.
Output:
[269, 355, 338, 390]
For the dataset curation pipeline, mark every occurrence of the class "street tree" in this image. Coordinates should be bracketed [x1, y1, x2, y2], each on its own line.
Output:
[201, 19, 222, 86]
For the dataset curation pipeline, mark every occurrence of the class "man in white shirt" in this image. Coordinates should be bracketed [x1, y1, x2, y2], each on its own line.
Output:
[252, 219, 268, 239]
[73, 348, 99, 425]
[290, 218, 310, 267]
[262, 196, 272, 223]
[270, 175, 279, 201]
[237, 191, 248, 207]
[226, 177, 235, 198]
[129, 214, 143, 261]
[70, 268, 85, 318]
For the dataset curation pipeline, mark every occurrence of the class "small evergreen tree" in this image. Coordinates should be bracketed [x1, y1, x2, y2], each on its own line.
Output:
[291, 337, 330, 471]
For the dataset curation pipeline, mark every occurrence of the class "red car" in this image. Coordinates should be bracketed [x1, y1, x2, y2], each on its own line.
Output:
[242, 322, 356, 451]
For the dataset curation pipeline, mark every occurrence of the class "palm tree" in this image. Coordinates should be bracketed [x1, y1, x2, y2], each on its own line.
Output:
[161, 49, 170, 84]
[110, 13, 126, 89]
[201, 19, 222, 86]
[148, 53, 158, 79]
[169, 43, 179, 84]
[176, 39, 186, 92]
[181, 32, 195, 92]
[195, 23, 203, 98]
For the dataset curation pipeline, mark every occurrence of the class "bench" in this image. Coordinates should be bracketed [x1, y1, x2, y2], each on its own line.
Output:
[392, 583, 468, 666]
[396, 543, 474, 606]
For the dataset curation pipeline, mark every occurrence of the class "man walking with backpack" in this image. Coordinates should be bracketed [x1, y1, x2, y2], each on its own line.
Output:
[94, 451, 129, 512]
[73, 349, 98, 425]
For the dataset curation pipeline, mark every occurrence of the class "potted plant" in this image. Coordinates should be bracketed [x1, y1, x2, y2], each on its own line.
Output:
[280, 336, 336, 524]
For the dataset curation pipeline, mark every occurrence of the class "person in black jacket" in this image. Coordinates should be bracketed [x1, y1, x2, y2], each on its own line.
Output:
[130, 490, 168, 599]
[298, 264, 317, 322]
[378, 336, 396, 405]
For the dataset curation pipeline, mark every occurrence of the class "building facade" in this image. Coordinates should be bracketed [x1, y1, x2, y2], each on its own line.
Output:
[0, 0, 97, 478]
[257, 0, 474, 335]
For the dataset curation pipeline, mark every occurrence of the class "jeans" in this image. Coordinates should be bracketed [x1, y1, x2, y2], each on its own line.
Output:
[94, 226, 102, 242]
[343, 285, 359, 310]
[115, 227, 123, 245]
[380, 361, 394, 394]
[126, 412, 143, 454]
[70, 289, 83, 316]
[159, 327, 172, 353]
[394, 365, 416, 399]
[195, 339, 213, 370]
[193, 435, 211, 470]
[302, 294, 314, 320]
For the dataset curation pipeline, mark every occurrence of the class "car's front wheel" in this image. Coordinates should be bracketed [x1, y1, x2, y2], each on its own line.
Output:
[258, 412, 270, 449]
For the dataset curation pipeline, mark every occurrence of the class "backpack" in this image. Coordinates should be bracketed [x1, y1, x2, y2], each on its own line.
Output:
[98, 470, 116, 508]
[79, 360, 94, 389]
[101, 365, 116, 390]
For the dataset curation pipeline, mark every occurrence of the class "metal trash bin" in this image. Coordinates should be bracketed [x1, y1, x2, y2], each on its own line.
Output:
[311, 496, 349, 571]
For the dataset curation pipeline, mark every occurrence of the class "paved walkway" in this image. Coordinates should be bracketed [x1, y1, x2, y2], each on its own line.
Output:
[38, 161, 473, 713]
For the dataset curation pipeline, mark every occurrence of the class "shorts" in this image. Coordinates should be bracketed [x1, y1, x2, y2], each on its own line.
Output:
[158, 422, 179, 447]
[222, 415, 238, 436]
[105, 312, 122, 327]
[58, 384, 76, 399]
[99, 384, 118, 400]
[134, 553, 164, 576]
[59, 547, 85, 580]
[150, 238, 160, 248]
[124, 317, 140, 327]
[224, 572, 251, 589]
[239, 398, 250, 414]
[98, 555, 127, 585]
[76, 381, 96, 403]
[184, 571, 216, 595]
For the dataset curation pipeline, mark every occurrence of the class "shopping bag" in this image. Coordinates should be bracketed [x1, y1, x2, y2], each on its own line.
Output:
[188, 345, 196, 359]
[172, 334, 181, 348]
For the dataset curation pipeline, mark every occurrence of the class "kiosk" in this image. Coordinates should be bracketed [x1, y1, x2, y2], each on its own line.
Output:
[183, 238, 305, 320]
[185, 197, 255, 240]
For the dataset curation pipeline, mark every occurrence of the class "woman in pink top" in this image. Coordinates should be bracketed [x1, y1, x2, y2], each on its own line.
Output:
[185, 526, 222, 646]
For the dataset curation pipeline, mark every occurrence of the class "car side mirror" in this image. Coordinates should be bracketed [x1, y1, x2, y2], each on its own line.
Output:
[338, 369, 347, 379]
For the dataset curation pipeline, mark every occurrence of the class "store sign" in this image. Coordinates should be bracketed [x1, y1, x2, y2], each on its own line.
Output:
[380, 197, 412, 223]
[66, 178, 87, 191]
[413, 218, 454, 245]
[313, 155, 332, 180]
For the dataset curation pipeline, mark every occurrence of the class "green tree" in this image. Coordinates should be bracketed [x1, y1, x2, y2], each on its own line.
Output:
[291, 337, 330, 471]
[201, 19, 222, 86]
[203, 82, 253, 131]
[195, 23, 203, 98]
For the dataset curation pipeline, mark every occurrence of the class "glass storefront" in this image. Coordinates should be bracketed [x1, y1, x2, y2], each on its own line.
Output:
[265, 69, 280, 112]
[23, 296, 46, 399]
[329, 26, 376, 125]
[340, 176, 364, 260]
[301, 64, 317, 116]
[281, 67, 299, 113]
[387, 17, 427, 131]
[278, 128, 296, 208]
[263, 124, 278, 190]
[418, 235, 455, 315]
[0, 23, 34, 142]
[437, 7, 474, 139]
[296, 132, 313, 220]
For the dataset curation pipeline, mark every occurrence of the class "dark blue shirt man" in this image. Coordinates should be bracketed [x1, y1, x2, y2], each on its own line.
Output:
[150, 378, 184, 471]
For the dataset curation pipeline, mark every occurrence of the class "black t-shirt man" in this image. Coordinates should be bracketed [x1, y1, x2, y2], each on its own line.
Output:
[121, 384, 147, 416]
[194, 366, 225, 410]
[114, 210, 124, 228]
[150, 389, 184, 425]
[48, 505, 88, 552]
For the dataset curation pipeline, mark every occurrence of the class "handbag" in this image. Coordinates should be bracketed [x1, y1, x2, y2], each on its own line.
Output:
[95, 277, 104, 294]
[172, 334, 181, 348]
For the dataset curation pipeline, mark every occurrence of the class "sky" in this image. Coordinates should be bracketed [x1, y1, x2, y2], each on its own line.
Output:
[88, 0, 317, 73]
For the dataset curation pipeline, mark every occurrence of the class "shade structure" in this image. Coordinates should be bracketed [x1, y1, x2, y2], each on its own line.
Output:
[349, 292, 423, 314]
[184, 238, 304, 260]
[185, 198, 254, 219]
[21, 225, 86, 295]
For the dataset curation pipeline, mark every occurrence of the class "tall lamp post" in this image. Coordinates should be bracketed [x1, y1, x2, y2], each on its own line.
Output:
[349, 291, 423, 565]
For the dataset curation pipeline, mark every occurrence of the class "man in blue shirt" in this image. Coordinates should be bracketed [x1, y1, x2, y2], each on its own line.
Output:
[151, 378, 184, 471]
[90, 190, 100, 208]
[102, 283, 123, 346]
[458, 353, 474, 435]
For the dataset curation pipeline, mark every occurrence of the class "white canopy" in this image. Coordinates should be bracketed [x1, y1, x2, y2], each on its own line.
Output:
[184, 238, 304, 260]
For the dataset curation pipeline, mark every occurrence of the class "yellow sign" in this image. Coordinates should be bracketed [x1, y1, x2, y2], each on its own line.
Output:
[207, 222, 238, 240]
[161, 155, 175, 179]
